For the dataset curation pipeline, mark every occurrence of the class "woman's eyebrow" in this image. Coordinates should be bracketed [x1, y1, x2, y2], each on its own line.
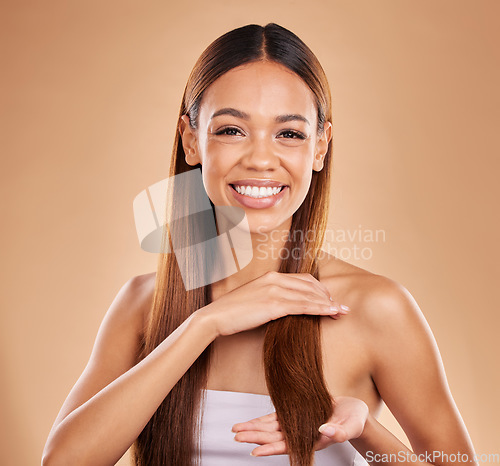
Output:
[210, 107, 310, 125]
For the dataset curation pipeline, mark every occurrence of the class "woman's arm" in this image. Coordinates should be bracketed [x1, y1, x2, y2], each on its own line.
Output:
[41, 275, 217, 466]
[349, 278, 478, 465]
[229, 276, 478, 464]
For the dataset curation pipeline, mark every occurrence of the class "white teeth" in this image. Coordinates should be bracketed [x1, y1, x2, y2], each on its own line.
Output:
[233, 185, 284, 198]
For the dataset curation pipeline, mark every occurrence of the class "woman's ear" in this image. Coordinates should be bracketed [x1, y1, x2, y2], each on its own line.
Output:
[313, 121, 332, 172]
[179, 115, 202, 166]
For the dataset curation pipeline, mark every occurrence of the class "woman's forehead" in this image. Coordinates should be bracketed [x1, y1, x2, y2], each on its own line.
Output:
[198, 61, 317, 124]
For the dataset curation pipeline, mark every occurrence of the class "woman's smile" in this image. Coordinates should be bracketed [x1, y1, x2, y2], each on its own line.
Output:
[227, 182, 289, 209]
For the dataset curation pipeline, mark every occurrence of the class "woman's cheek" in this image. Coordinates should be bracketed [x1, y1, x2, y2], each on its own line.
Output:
[206, 139, 245, 161]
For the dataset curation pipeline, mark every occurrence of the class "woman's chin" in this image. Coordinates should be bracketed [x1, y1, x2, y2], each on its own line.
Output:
[246, 217, 292, 235]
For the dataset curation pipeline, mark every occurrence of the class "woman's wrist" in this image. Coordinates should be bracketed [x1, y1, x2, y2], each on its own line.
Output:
[349, 412, 375, 449]
[192, 304, 219, 342]
[357, 412, 374, 440]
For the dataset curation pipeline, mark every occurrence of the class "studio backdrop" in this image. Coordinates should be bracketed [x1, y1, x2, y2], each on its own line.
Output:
[1, 1, 498, 465]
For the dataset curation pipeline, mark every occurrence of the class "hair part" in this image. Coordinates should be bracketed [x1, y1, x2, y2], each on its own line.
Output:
[186, 25, 329, 140]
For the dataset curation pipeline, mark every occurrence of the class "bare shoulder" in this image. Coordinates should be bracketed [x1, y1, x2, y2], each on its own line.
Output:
[128, 271, 156, 337]
[317, 251, 419, 328]
[47, 272, 157, 431]
[88, 271, 156, 370]
[88, 271, 156, 366]
[317, 252, 431, 410]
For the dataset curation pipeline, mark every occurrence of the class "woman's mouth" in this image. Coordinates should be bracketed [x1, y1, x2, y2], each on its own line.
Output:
[228, 183, 289, 209]
[231, 184, 285, 198]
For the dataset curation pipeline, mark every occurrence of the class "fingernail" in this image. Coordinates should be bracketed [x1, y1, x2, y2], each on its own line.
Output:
[329, 306, 339, 313]
[318, 423, 336, 436]
[340, 304, 350, 312]
[329, 296, 333, 301]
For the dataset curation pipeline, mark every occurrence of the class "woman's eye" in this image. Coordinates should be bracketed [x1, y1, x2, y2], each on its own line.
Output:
[279, 130, 306, 140]
[214, 127, 242, 136]
[213, 127, 306, 140]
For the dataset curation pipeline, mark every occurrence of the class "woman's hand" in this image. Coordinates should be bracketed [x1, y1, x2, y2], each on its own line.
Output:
[197, 271, 350, 337]
[231, 396, 369, 456]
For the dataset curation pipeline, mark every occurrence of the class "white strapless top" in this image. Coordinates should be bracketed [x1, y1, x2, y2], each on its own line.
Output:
[198, 389, 369, 465]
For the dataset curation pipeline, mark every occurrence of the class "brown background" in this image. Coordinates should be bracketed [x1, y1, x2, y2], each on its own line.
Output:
[1, 1, 498, 465]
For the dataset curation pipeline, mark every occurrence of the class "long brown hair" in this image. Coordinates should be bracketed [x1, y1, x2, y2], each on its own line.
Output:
[132, 23, 334, 466]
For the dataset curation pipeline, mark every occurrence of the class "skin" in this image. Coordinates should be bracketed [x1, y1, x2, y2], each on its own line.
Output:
[179, 60, 478, 463]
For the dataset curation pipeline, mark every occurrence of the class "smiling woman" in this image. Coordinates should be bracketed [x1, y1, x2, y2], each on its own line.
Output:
[42, 23, 478, 466]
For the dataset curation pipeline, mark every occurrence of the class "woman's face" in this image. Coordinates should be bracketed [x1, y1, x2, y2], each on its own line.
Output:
[179, 60, 332, 234]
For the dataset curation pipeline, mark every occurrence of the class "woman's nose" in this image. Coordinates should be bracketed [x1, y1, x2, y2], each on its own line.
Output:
[240, 136, 280, 170]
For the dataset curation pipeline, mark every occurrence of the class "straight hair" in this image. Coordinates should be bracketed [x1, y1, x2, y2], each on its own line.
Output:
[132, 22, 334, 466]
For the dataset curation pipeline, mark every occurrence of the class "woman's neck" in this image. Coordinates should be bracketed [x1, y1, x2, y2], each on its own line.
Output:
[210, 217, 292, 300]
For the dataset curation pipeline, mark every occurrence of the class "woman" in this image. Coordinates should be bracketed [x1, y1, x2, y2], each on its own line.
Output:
[42, 23, 477, 466]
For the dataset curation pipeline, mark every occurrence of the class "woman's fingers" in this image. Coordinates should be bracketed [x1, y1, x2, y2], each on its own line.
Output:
[203, 271, 351, 336]
[318, 423, 350, 443]
[283, 272, 333, 299]
[262, 277, 346, 319]
[232, 411, 278, 431]
[232, 419, 281, 433]
[263, 273, 350, 318]
[232, 412, 283, 448]
[234, 429, 284, 445]
[250, 440, 288, 457]
[231, 407, 357, 456]
[275, 296, 349, 319]
[231, 398, 368, 457]
[316, 396, 369, 444]
[259, 271, 327, 302]
[314, 433, 337, 451]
